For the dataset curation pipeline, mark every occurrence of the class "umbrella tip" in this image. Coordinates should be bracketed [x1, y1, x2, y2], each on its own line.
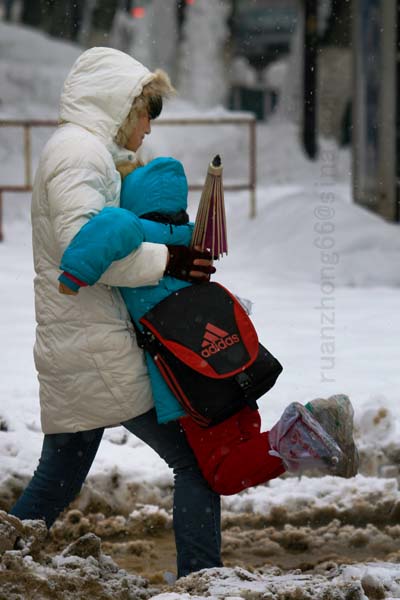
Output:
[212, 155, 221, 167]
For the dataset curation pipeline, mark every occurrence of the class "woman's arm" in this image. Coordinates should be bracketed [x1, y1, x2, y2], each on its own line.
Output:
[59, 210, 193, 293]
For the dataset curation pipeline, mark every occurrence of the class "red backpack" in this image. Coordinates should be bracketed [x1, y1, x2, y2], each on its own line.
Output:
[135, 282, 283, 427]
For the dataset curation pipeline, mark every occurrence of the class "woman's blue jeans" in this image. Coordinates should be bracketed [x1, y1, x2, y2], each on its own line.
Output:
[10, 408, 222, 577]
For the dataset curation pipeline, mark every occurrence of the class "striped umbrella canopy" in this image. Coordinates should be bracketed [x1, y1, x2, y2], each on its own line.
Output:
[191, 154, 228, 260]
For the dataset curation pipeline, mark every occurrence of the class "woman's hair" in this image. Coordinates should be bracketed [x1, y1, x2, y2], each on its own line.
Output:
[116, 159, 144, 180]
[115, 69, 175, 148]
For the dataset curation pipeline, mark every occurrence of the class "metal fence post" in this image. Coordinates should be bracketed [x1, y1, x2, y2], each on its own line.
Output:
[24, 124, 32, 187]
[0, 190, 3, 242]
[249, 118, 257, 218]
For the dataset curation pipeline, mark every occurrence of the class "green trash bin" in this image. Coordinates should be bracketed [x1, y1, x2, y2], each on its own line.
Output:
[229, 85, 277, 121]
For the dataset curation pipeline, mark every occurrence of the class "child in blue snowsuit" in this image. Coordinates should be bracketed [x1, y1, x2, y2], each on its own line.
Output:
[59, 158, 352, 494]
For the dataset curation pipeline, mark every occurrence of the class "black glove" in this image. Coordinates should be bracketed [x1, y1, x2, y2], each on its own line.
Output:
[165, 245, 216, 282]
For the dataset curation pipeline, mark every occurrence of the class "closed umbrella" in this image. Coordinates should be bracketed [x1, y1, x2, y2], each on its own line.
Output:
[191, 154, 228, 260]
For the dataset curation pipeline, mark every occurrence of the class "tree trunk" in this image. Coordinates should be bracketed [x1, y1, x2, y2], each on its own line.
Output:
[91, 0, 118, 31]
[21, 0, 42, 27]
[321, 0, 352, 48]
[128, 0, 179, 78]
[177, 0, 230, 108]
[302, 0, 318, 158]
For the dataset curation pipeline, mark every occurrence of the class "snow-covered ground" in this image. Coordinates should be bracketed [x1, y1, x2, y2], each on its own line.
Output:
[1, 20, 400, 599]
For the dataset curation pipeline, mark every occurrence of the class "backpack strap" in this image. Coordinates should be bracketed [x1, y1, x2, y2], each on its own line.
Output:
[131, 320, 158, 354]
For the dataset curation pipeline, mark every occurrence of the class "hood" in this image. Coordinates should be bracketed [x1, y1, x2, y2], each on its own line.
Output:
[59, 47, 154, 145]
[120, 157, 188, 217]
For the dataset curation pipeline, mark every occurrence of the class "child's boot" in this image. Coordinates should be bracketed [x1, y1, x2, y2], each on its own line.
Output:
[268, 402, 343, 475]
[305, 394, 359, 478]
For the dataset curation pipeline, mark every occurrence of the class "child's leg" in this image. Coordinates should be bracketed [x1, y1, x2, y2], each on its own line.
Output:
[305, 394, 359, 477]
[180, 407, 285, 496]
[181, 398, 350, 495]
[268, 402, 343, 474]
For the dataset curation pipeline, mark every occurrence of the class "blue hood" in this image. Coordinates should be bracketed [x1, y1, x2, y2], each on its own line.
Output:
[120, 157, 188, 217]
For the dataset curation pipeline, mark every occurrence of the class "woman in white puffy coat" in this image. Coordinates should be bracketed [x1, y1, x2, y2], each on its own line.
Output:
[10, 47, 222, 578]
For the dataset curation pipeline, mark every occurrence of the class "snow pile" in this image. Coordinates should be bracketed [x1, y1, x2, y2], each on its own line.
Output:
[152, 563, 400, 599]
[222, 178, 400, 287]
[5, 501, 400, 598]
[222, 474, 400, 525]
[220, 519, 400, 568]
[0, 22, 80, 119]
[0, 511, 159, 599]
[50, 506, 172, 544]
[4, 509, 400, 599]
[0, 21, 81, 186]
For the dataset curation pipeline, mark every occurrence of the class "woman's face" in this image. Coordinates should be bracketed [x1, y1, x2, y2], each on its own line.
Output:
[125, 112, 151, 152]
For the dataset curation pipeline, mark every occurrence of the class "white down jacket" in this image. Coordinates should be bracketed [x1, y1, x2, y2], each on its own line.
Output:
[31, 47, 168, 433]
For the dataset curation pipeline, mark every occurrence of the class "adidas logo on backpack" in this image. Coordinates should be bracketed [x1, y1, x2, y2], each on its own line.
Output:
[201, 322, 240, 358]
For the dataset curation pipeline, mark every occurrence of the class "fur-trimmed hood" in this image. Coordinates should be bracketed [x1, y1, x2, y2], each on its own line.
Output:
[59, 47, 154, 145]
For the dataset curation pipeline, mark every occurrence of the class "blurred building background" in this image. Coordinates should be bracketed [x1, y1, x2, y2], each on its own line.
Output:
[1, 0, 398, 222]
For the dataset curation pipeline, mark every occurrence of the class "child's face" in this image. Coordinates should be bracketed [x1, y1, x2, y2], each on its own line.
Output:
[125, 112, 151, 152]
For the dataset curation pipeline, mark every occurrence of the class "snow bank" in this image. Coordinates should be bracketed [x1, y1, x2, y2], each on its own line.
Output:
[0, 21, 81, 119]
[152, 562, 400, 599]
[221, 181, 400, 287]
[0, 511, 159, 599]
[4, 510, 400, 599]
[152, 563, 400, 599]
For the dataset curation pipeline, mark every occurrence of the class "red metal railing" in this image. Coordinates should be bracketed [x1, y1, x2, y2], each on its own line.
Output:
[0, 116, 257, 241]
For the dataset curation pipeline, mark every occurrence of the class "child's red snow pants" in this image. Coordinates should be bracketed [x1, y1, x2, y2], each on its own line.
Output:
[179, 406, 285, 495]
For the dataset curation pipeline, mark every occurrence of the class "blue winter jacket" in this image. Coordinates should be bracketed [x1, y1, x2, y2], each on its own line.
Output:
[59, 157, 193, 423]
